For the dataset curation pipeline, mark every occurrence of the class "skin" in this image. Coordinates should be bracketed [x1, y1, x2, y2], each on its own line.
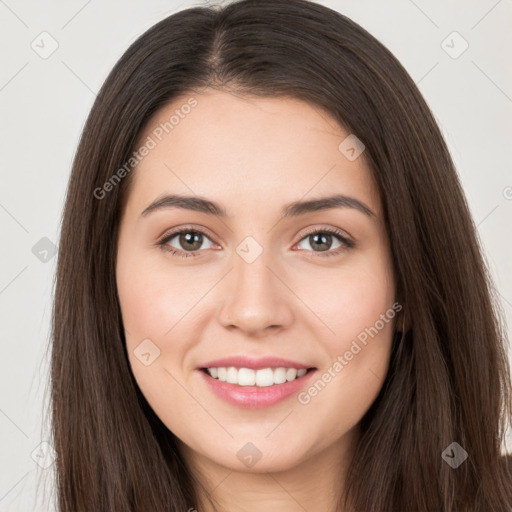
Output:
[116, 89, 398, 512]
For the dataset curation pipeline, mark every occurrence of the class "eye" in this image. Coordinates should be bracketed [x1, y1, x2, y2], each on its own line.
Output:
[294, 227, 354, 257]
[158, 227, 218, 258]
[157, 226, 354, 259]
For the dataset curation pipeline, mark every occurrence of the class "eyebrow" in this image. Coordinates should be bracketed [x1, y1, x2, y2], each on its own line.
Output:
[140, 193, 375, 219]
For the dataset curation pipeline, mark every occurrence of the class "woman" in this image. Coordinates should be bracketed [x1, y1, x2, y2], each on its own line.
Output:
[50, 0, 512, 510]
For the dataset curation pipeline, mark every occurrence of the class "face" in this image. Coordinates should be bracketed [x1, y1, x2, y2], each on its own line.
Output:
[116, 89, 397, 474]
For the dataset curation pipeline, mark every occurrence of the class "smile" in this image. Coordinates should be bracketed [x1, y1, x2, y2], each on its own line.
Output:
[203, 366, 310, 387]
[198, 367, 317, 409]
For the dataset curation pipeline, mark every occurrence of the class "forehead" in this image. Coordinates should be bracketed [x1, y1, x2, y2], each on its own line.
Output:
[125, 90, 380, 217]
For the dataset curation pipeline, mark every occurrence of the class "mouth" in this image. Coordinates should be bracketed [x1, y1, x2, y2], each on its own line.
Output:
[198, 365, 318, 409]
[196, 356, 318, 408]
[199, 366, 317, 387]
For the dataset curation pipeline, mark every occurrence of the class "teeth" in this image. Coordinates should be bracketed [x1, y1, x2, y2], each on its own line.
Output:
[205, 366, 309, 387]
[226, 367, 238, 384]
[286, 368, 297, 381]
[238, 368, 256, 386]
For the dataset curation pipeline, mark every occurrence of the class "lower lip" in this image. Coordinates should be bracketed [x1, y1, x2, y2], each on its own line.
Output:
[198, 369, 317, 409]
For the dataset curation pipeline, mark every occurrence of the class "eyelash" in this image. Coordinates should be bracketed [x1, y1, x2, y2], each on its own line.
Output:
[157, 225, 355, 259]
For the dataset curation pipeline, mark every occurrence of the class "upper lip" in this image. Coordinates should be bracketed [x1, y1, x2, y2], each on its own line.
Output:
[198, 356, 315, 371]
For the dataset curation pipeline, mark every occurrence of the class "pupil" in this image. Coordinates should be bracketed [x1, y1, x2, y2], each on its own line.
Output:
[181, 232, 202, 250]
[311, 233, 331, 251]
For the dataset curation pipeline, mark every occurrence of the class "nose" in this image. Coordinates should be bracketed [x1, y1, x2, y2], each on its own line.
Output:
[218, 246, 294, 336]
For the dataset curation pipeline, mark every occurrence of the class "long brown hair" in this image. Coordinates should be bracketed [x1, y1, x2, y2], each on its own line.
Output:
[49, 0, 512, 510]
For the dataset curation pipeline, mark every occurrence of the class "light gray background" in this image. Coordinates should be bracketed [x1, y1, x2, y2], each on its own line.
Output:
[1, 0, 511, 510]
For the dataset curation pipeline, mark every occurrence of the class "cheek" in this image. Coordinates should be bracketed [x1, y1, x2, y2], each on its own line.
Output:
[116, 247, 197, 339]
[116, 252, 196, 418]
[305, 252, 396, 346]
[116, 247, 218, 398]
[116, 248, 187, 384]
[296, 251, 396, 431]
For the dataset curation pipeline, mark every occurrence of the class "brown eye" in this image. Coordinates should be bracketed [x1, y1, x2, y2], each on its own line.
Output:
[295, 228, 354, 257]
[159, 228, 217, 258]
[175, 231, 204, 251]
[306, 232, 336, 252]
